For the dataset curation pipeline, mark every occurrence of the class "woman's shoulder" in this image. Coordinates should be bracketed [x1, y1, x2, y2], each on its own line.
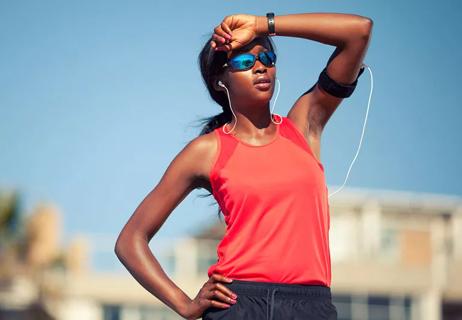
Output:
[190, 127, 219, 153]
[184, 128, 220, 183]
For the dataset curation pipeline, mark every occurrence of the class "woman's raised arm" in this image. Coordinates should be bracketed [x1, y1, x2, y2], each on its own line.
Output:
[211, 12, 373, 160]
[257, 13, 373, 140]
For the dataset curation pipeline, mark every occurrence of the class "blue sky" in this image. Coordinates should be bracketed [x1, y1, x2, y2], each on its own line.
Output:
[1, 0, 461, 272]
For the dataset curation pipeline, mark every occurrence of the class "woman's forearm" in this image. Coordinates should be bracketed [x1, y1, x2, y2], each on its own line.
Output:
[115, 234, 192, 318]
[256, 12, 372, 46]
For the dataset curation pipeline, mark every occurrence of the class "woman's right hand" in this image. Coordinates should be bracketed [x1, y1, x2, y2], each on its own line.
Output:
[182, 273, 238, 320]
[210, 14, 260, 55]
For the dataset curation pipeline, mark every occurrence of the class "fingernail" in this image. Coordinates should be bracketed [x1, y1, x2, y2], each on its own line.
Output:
[232, 294, 237, 299]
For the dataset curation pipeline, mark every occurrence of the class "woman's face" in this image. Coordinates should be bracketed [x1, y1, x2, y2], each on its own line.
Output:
[220, 38, 276, 108]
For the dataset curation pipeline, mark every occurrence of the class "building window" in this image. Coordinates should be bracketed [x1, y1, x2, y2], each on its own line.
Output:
[103, 304, 121, 320]
[139, 305, 179, 320]
[197, 240, 219, 275]
[379, 226, 400, 263]
[332, 294, 352, 320]
[162, 252, 176, 276]
[368, 295, 390, 320]
[332, 293, 413, 320]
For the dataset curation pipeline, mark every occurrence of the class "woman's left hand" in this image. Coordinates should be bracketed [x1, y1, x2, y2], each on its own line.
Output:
[210, 14, 260, 56]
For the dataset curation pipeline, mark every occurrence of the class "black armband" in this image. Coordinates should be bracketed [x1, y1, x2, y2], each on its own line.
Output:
[299, 65, 366, 98]
[317, 65, 366, 98]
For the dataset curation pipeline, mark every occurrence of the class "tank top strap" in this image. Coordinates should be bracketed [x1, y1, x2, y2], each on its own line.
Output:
[280, 116, 325, 172]
[214, 124, 240, 155]
[210, 125, 239, 185]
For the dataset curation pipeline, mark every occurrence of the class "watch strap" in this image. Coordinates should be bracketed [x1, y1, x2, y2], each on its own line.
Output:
[266, 12, 276, 36]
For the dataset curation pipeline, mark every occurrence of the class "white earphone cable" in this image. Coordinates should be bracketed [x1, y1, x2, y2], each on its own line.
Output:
[328, 64, 374, 198]
[218, 63, 373, 199]
[220, 77, 282, 134]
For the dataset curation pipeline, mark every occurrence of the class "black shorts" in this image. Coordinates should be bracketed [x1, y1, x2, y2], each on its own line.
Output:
[201, 279, 338, 320]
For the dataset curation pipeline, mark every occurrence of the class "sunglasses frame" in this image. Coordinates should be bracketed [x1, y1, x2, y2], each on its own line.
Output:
[222, 51, 277, 71]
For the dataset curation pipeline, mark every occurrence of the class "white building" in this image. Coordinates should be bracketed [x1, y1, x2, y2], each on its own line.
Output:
[1, 187, 461, 320]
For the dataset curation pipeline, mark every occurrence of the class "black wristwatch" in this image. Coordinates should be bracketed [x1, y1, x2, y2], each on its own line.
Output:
[266, 12, 276, 36]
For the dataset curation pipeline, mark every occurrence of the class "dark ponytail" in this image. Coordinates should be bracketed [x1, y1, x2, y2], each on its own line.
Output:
[196, 31, 233, 135]
[193, 31, 277, 222]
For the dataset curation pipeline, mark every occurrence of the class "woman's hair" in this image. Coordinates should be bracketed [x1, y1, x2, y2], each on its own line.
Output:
[194, 32, 277, 222]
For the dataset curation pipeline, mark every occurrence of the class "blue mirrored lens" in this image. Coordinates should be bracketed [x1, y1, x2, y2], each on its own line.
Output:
[263, 51, 277, 65]
[230, 54, 255, 70]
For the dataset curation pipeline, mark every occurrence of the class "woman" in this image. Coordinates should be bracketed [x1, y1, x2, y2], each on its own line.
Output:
[115, 12, 372, 320]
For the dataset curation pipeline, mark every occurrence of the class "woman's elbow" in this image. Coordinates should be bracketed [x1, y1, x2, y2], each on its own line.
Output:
[361, 17, 374, 39]
[114, 235, 125, 259]
[114, 230, 135, 259]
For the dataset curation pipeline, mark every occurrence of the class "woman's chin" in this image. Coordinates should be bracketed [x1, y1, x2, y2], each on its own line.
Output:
[253, 86, 274, 99]
[250, 94, 273, 106]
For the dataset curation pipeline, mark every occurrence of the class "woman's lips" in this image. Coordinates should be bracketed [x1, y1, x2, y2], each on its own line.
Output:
[254, 82, 271, 90]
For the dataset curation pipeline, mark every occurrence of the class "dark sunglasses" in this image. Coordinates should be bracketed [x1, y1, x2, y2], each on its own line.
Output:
[222, 51, 277, 71]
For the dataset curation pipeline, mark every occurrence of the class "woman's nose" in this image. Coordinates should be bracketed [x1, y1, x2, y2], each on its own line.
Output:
[254, 60, 267, 72]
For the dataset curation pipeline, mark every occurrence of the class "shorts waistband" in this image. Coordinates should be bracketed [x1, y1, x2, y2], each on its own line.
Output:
[224, 279, 331, 299]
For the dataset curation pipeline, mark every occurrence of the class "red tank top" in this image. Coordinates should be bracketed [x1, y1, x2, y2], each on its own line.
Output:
[207, 114, 331, 287]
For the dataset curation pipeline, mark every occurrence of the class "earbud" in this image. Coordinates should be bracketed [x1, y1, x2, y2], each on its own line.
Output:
[218, 80, 226, 88]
